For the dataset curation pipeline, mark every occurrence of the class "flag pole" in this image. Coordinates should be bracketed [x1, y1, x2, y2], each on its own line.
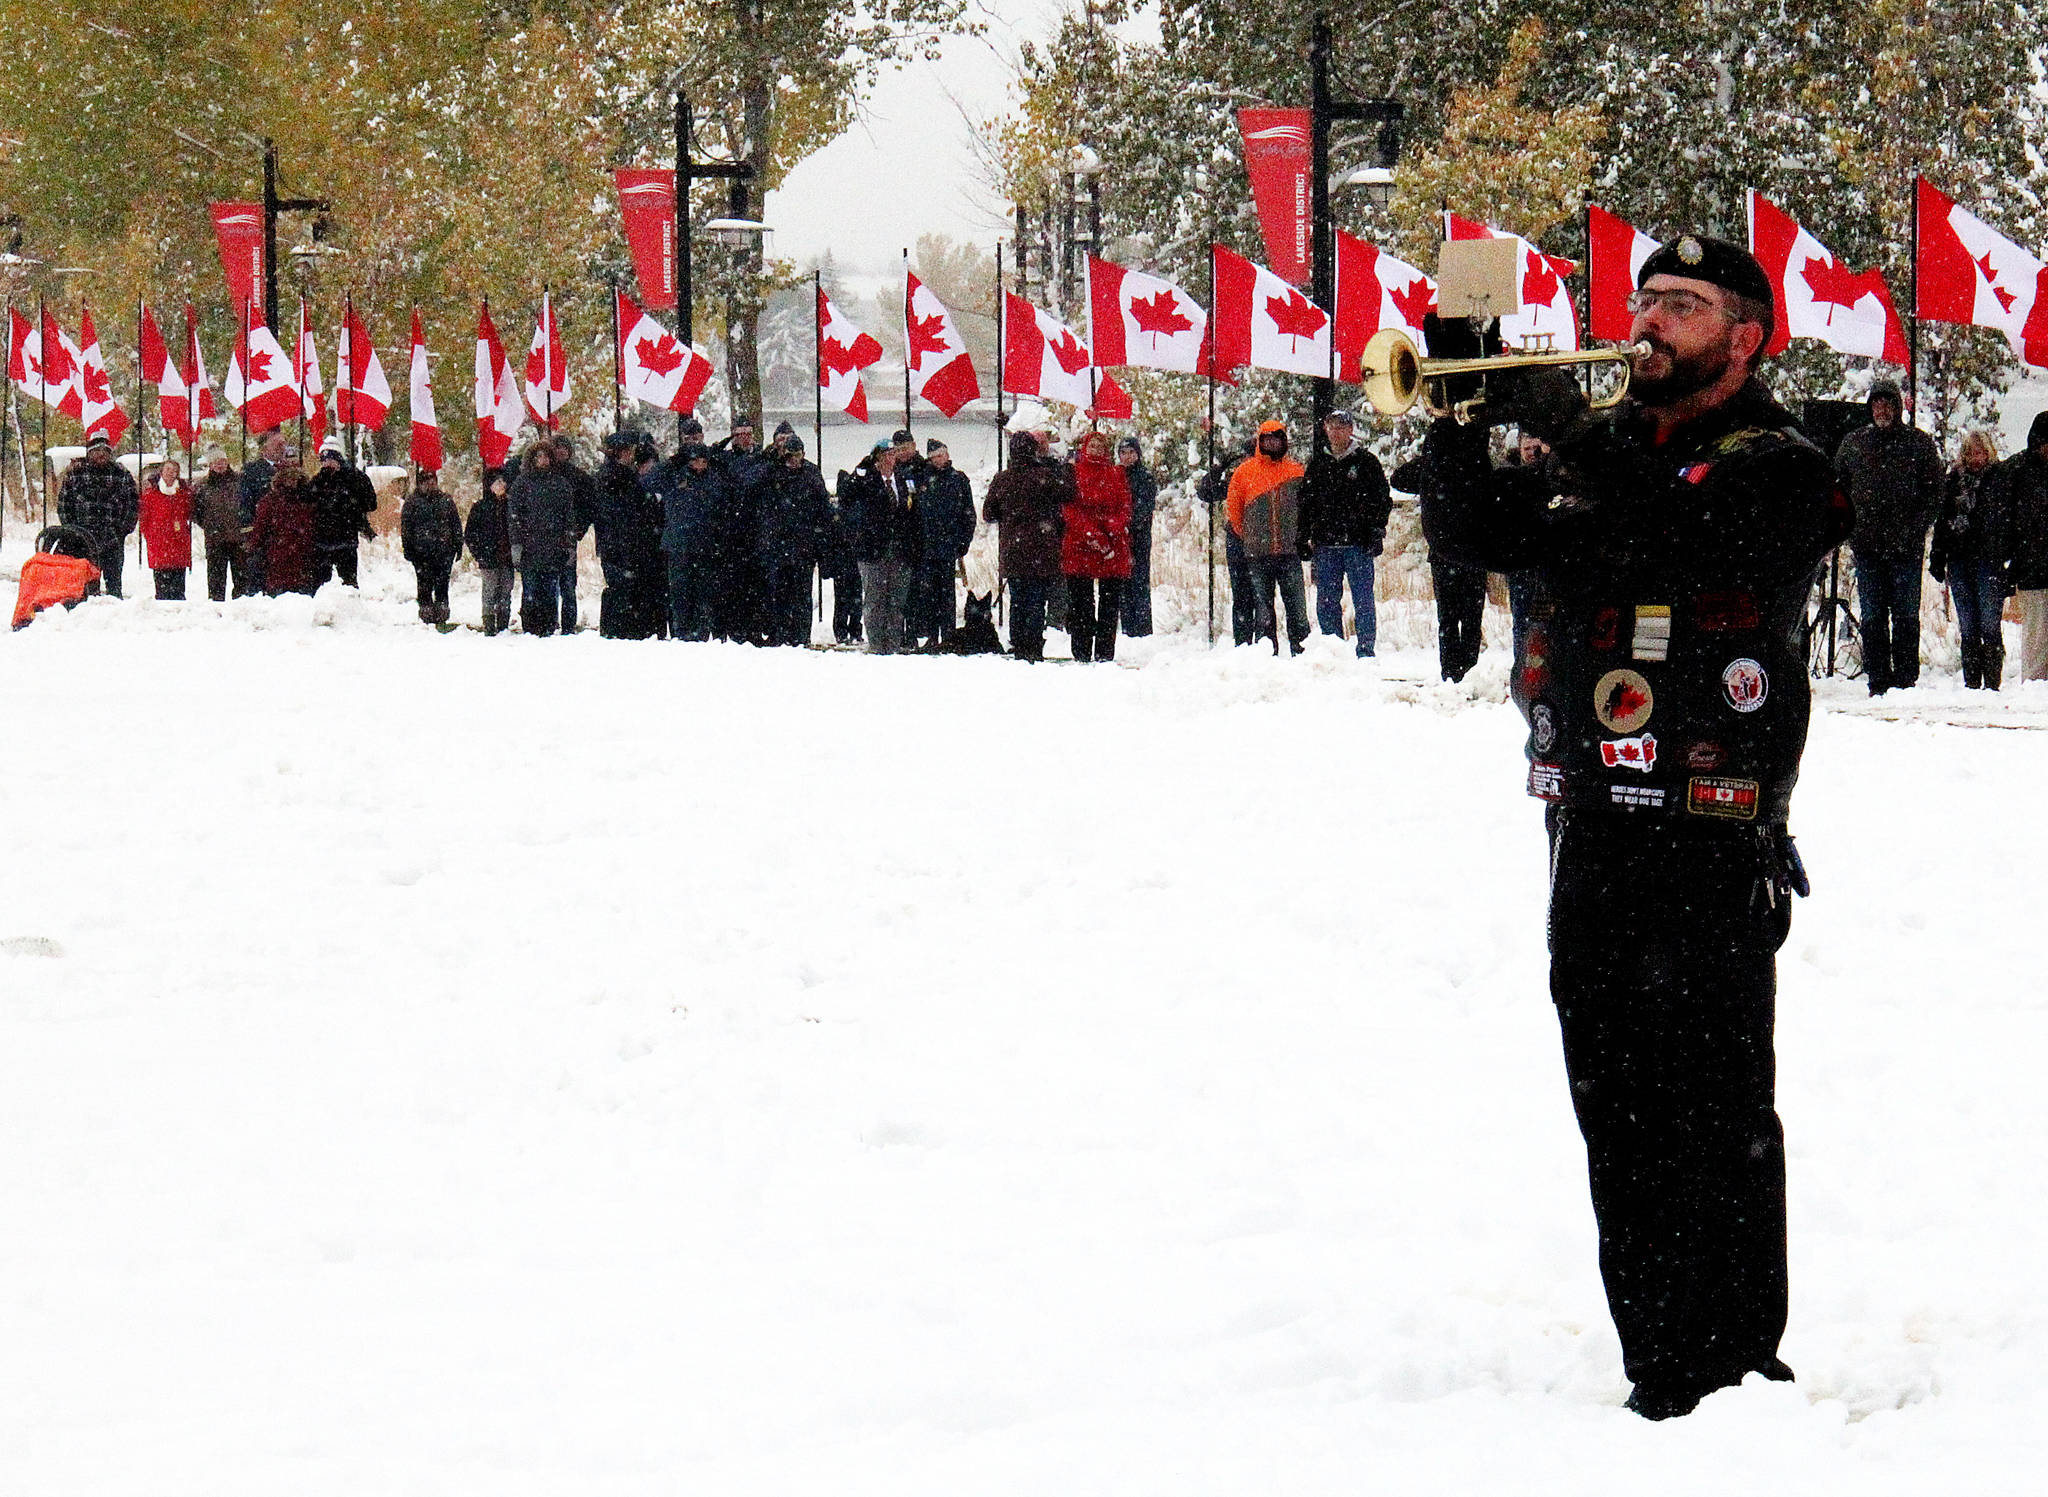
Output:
[134, 295, 146, 576]
[1908, 172, 1921, 429]
[0, 298, 11, 534]
[239, 298, 249, 478]
[611, 285, 623, 433]
[40, 295, 50, 527]
[994, 244, 1005, 472]
[543, 282, 554, 437]
[812, 269, 823, 463]
[1205, 243, 1216, 646]
[901, 247, 912, 433]
[296, 298, 308, 459]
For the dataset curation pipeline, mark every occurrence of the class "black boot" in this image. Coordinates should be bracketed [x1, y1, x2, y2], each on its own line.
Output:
[1962, 641, 1982, 689]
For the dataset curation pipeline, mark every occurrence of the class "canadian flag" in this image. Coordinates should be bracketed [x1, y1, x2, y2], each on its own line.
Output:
[1002, 292, 1132, 418]
[140, 304, 194, 446]
[904, 271, 981, 418]
[7, 306, 80, 414]
[336, 304, 392, 431]
[618, 289, 714, 416]
[1211, 243, 1333, 378]
[183, 304, 218, 425]
[225, 308, 304, 432]
[1334, 231, 1436, 382]
[475, 301, 527, 469]
[524, 292, 570, 428]
[1087, 254, 1211, 375]
[817, 288, 884, 421]
[74, 307, 129, 446]
[1586, 204, 1661, 343]
[409, 311, 443, 471]
[1445, 212, 1580, 351]
[294, 301, 328, 450]
[1915, 176, 2048, 368]
[1748, 190, 1907, 364]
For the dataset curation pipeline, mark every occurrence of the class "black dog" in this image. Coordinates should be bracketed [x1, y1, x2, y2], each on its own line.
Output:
[915, 591, 1004, 655]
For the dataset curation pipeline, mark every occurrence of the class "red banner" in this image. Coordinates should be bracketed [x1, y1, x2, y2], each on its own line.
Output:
[1237, 109, 1313, 286]
[614, 169, 678, 311]
[209, 201, 266, 323]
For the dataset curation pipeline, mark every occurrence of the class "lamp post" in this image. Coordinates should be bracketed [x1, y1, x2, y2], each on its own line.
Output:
[673, 91, 767, 437]
[287, 238, 347, 460]
[1062, 144, 1104, 320]
[262, 138, 328, 333]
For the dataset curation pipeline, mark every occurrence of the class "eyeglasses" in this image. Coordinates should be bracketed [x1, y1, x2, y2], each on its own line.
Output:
[1626, 288, 1736, 322]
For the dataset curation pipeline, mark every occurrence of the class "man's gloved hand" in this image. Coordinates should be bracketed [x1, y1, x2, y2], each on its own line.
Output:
[1486, 363, 1590, 444]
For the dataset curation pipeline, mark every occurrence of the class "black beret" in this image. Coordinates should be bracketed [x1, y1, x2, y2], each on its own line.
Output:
[1637, 233, 1774, 312]
[890, 428, 914, 446]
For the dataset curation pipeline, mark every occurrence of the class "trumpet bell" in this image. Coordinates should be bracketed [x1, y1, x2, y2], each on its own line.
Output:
[1360, 328, 1422, 416]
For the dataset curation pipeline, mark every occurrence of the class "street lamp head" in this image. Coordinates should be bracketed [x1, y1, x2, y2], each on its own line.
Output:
[1067, 144, 1104, 179]
[705, 217, 771, 247]
[1341, 164, 1397, 210]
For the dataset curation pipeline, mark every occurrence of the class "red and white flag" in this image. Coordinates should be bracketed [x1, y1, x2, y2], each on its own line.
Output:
[7, 306, 78, 414]
[618, 289, 713, 416]
[904, 271, 981, 417]
[44, 311, 86, 419]
[475, 302, 526, 469]
[1915, 176, 2048, 368]
[1211, 243, 1333, 378]
[74, 307, 128, 446]
[1334, 232, 1436, 382]
[1445, 212, 1580, 351]
[336, 304, 392, 431]
[1001, 292, 1131, 418]
[1748, 190, 1907, 364]
[226, 307, 306, 432]
[817, 288, 884, 421]
[1087, 254, 1211, 374]
[408, 310, 443, 471]
[183, 304, 218, 425]
[1586, 204, 1661, 343]
[294, 301, 327, 450]
[1237, 108, 1314, 285]
[140, 304, 194, 446]
[524, 292, 570, 428]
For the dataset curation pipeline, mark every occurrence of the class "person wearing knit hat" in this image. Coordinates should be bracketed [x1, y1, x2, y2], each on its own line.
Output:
[1834, 374, 1943, 693]
[1417, 231, 1853, 1421]
[193, 444, 247, 599]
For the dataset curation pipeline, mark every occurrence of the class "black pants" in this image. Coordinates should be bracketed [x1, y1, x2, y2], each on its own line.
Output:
[599, 564, 664, 639]
[309, 549, 360, 590]
[206, 543, 246, 601]
[763, 559, 814, 647]
[414, 561, 453, 623]
[1547, 812, 1792, 1399]
[1431, 558, 1488, 681]
[1065, 576, 1124, 662]
[830, 567, 863, 643]
[153, 567, 187, 600]
[97, 541, 126, 599]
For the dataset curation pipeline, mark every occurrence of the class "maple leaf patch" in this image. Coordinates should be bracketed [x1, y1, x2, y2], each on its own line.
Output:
[1389, 277, 1437, 329]
[1975, 251, 2017, 314]
[1264, 288, 1327, 343]
[906, 310, 950, 368]
[1128, 289, 1193, 342]
[1799, 253, 1885, 321]
[1521, 250, 1561, 308]
[636, 334, 684, 376]
[1048, 329, 1091, 374]
[82, 365, 111, 405]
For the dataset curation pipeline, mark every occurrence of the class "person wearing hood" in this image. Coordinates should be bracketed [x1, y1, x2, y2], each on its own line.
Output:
[399, 468, 463, 625]
[306, 444, 378, 589]
[1994, 411, 2048, 679]
[653, 442, 729, 642]
[757, 435, 834, 646]
[509, 441, 582, 636]
[1928, 430, 2008, 688]
[139, 456, 195, 600]
[248, 453, 318, 596]
[56, 434, 140, 598]
[1225, 419, 1311, 655]
[906, 438, 977, 647]
[191, 446, 247, 600]
[1835, 380, 1943, 693]
[1116, 435, 1159, 636]
[1061, 430, 1134, 662]
[466, 466, 516, 635]
[982, 428, 1074, 661]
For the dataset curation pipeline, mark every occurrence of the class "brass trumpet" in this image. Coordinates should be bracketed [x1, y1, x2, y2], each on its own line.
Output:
[1358, 327, 1651, 424]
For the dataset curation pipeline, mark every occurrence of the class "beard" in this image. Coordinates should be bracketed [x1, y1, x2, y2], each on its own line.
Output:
[1630, 333, 1735, 406]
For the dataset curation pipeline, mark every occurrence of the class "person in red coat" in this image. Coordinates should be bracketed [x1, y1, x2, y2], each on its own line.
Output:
[248, 456, 318, 597]
[1061, 430, 1133, 662]
[140, 457, 196, 600]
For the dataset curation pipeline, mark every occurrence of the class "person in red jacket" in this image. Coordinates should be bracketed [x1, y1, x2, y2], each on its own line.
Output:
[1061, 430, 1133, 662]
[248, 455, 318, 597]
[139, 457, 196, 600]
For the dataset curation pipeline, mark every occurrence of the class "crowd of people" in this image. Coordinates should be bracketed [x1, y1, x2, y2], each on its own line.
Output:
[37, 389, 2048, 684]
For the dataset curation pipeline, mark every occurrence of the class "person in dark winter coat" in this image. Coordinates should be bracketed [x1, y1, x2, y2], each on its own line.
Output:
[1115, 436, 1159, 636]
[1928, 430, 2007, 688]
[466, 467, 516, 635]
[820, 468, 864, 645]
[1299, 409, 1392, 657]
[1499, 431, 1553, 660]
[191, 446, 247, 600]
[1062, 431, 1133, 662]
[509, 442, 582, 636]
[845, 443, 920, 653]
[236, 430, 286, 595]
[1835, 380, 1943, 692]
[709, 422, 769, 641]
[399, 469, 463, 625]
[982, 429, 1073, 661]
[1993, 411, 2048, 680]
[306, 445, 378, 589]
[1201, 442, 1257, 645]
[654, 444, 729, 642]
[139, 457, 194, 600]
[592, 432, 667, 639]
[903, 439, 976, 647]
[756, 437, 834, 646]
[56, 436, 140, 598]
[248, 461, 318, 596]
[1419, 234, 1852, 1421]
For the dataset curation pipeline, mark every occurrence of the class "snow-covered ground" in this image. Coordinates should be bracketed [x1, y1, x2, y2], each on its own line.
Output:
[4, 563, 2045, 1495]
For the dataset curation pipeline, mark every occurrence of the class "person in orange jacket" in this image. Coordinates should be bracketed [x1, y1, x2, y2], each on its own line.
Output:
[1225, 419, 1311, 654]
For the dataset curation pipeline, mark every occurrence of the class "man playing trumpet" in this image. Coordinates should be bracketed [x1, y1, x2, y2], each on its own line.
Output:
[1417, 235, 1852, 1419]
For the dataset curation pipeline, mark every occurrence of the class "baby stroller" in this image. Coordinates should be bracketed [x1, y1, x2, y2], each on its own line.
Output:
[12, 525, 103, 629]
